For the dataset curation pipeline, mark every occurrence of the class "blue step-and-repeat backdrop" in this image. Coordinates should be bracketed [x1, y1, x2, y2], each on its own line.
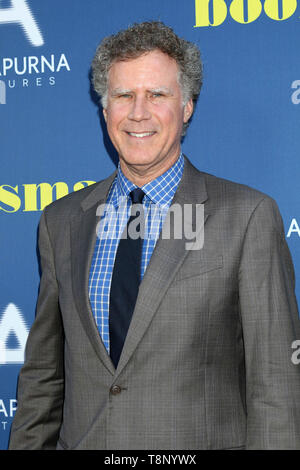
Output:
[0, 0, 299, 450]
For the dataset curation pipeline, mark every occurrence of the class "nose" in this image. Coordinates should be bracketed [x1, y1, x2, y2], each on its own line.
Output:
[127, 95, 151, 121]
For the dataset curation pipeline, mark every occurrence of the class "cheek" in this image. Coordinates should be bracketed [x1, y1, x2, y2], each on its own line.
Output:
[157, 104, 183, 132]
[106, 106, 126, 130]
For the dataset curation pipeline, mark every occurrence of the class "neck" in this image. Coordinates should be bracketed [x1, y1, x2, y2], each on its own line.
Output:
[119, 153, 181, 187]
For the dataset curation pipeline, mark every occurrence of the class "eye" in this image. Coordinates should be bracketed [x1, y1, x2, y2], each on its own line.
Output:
[118, 93, 132, 99]
[151, 92, 163, 98]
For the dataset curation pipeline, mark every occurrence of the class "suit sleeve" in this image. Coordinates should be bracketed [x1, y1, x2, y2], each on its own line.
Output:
[8, 208, 64, 450]
[238, 196, 300, 449]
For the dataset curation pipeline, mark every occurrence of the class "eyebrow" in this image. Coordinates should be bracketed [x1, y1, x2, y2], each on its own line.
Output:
[110, 87, 174, 96]
[149, 87, 174, 95]
[110, 88, 132, 96]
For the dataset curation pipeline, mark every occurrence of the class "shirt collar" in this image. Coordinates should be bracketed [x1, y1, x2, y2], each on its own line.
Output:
[112, 152, 184, 207]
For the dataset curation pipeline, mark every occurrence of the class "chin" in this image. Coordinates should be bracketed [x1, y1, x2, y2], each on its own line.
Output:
[121, 153, 157, 167]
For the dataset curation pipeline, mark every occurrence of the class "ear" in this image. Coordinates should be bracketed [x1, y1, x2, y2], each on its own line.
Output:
[103, 107, 108, 123]
[183, 98, 193, 123]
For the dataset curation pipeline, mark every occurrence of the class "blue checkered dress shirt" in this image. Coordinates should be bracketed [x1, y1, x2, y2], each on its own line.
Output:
[88, 153, 184, 353]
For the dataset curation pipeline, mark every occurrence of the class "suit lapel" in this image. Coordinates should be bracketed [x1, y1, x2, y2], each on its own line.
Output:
[70, 172, 116, 375]
[115, 158, 209, 377]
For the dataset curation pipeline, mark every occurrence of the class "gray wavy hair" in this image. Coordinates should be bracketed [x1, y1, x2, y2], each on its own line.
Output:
[91, 21, 203, 135]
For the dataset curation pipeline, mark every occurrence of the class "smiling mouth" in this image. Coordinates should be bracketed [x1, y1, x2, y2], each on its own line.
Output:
[126, 131, 156, 138]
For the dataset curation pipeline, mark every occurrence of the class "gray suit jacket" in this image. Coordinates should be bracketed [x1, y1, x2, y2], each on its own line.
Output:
[9, 157, 300, 450]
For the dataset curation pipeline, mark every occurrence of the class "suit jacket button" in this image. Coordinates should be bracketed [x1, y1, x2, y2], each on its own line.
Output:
[110, 385, 122, 395]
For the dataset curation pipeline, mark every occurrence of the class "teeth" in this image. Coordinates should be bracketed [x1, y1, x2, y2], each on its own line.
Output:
[128, 132, 154, 138]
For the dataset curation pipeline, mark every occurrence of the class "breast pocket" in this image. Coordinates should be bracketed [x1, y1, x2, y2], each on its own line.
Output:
[172, 253, 223, 284]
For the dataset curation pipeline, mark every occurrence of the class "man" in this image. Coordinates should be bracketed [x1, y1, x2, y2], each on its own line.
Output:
[9, 21, 300, 450]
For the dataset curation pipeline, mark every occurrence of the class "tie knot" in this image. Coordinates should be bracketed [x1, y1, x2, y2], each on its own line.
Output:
[130, 188, 145, 204]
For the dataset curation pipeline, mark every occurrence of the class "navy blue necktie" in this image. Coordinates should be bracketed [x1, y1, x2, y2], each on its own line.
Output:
[109, 188, 145, 368]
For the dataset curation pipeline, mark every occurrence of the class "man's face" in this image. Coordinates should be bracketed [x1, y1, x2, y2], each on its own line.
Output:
[103, 49, 193, 182]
